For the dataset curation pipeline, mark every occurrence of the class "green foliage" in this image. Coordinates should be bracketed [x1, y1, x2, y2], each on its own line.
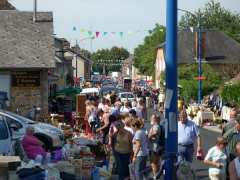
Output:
[179, 0, 240, 42]
[178, 64, 222, 102]
[91, 46, 129, 73]
[133, 24, 165, 76]
[221, 83, 240, 106]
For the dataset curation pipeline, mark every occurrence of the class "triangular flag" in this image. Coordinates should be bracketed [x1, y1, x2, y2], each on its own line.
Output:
[73, 26, 77, 31]
[80, 28, 86, 32]
[103, 32, 108, 36]
[127, 31, 133, 35]
[119, 32, 124, 38]
[96, 32, 100, 38]
[88, 31, 93, 36]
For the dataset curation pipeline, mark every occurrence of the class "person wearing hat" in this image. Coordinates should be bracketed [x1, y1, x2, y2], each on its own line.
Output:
[204, 137, 227, 180]
[112, 120, 133, 180]
[224, 114, 240, 161]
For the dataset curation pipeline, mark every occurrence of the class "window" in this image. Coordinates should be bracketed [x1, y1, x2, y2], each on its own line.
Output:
[0, 116, 9, 139]
[5, 117, 23, 129]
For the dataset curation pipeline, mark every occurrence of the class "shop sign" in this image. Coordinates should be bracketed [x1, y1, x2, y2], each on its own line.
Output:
[12, 71, 40, 87]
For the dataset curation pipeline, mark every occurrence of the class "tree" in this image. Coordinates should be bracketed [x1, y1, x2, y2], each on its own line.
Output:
[221, 83, 240, 106]
[179, 64, 222, 102]
[179, 0, 240, 42]
[91, 47, 130, 74]
[134, 24, 165, 76]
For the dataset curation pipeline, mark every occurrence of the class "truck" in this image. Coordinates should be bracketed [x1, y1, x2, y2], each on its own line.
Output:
[123, 77, 132, 91]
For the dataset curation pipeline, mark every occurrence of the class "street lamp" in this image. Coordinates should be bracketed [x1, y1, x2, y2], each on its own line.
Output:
[178, 9, 203, 104]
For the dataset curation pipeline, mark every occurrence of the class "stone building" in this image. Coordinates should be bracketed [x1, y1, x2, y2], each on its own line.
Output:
[0, 11, 55, 117]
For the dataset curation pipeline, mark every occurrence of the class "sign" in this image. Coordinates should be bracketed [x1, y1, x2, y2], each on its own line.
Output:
[194, 76, 207, 80]
[12, 71, 40, 87]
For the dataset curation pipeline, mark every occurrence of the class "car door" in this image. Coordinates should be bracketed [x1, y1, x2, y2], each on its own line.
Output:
[0, 115, 12, 155]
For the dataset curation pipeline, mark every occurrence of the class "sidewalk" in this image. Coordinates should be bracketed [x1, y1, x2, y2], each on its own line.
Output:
[202, 125, 222, 133]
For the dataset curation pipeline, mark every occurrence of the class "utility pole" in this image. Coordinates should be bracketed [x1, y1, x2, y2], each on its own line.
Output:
[197, 12, 202, 104]
[165, 0, 178, 179]
[75, 40, 78, 87]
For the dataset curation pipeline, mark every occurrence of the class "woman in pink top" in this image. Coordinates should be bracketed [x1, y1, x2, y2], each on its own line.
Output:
[22, 126, 46, 160]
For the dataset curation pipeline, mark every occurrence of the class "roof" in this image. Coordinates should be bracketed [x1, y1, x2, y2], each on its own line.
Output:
[0, 11, 55, 69]
[158, 30, 240, 64]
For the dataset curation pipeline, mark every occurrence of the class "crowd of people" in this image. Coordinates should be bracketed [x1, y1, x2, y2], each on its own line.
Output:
[80, 90, 165, 180]
[19, 84, 240, 180]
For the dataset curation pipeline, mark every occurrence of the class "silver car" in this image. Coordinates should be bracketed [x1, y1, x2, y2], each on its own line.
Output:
[0, 110, 64, 152]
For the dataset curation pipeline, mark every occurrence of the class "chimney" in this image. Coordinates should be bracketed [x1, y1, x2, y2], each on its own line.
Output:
[0, 0, 7, 7]
[33, 0, 37, 22]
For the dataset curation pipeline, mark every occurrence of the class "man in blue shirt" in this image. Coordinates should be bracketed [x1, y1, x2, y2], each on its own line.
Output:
[178, 110, 202, 162]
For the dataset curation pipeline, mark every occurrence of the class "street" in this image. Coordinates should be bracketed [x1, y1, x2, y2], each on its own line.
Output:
[193, 128, 220, 180]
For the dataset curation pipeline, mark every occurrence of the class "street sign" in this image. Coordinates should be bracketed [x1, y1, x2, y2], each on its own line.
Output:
[195, 76, 206, 80]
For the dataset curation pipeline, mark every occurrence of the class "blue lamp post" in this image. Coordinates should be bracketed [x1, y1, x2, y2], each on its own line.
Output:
[165, 0, 178, 179]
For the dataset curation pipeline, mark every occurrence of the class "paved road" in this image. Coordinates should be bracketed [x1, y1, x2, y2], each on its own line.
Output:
[146, 108, 220, 179]
[193, 128, 220, 180]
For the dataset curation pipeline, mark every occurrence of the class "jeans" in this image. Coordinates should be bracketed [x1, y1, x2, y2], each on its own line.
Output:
[134, 156, 147, 180]
[178, 144, 194, 163]
[114, 151, 131, 180]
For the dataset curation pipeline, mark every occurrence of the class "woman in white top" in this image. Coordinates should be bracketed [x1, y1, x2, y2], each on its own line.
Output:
[204, 137, 227, 180]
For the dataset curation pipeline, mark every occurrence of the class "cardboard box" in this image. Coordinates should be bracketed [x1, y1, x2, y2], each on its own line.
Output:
[0, 156, 21, 171]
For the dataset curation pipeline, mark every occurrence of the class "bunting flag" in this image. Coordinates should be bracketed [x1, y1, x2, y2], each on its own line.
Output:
[119, 32, 124, 38]
[96, 31, 100, 38]
[88, 31, 93, 36]
[72, 27, 165, 38]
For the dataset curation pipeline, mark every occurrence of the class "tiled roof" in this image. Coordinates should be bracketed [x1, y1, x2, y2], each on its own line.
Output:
[158, 30, 240, 64]
[0, 11, 55, 69]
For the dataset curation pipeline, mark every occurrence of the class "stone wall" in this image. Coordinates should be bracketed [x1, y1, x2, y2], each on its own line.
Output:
[10, 70, 49, 119]
[11, 87, 41, 116]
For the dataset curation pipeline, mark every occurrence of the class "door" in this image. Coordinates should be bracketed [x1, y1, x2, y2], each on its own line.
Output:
[0, 115, 12, 155]
[0, 74, 10, 109]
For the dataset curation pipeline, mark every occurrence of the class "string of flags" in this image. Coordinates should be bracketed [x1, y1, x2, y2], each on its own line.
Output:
[72, 26, 165, 38]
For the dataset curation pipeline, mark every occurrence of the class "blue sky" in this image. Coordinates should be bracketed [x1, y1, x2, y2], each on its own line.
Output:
[11, 0, 239, 53]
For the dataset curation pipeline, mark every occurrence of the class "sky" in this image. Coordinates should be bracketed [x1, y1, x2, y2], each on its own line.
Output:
[11, 0, 240, 53]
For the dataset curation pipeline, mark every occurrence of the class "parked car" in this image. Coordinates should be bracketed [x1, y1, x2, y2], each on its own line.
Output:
[99, 86, 118, 97]
[0, 110, 64, 155]
[118, 92, 135, 102]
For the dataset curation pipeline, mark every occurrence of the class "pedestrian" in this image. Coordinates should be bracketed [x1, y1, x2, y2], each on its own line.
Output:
[136, 99, 147, 121]
[204, 137, 227, 180]
[148, 114, 162, 179]
[223, 114, 240, 161]
[178, 110, 202, 162]
[120, 101, 131, 114]
[228, 142, 240, 180]
[112, 120, 133, 180]
[111, 101, 121, 117]
[131, 118, 149, 180]
[124, 116, 134, 135]
[222, 108, 238, 136]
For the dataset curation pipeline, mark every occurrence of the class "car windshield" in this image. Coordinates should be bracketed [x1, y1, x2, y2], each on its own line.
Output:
[121, 94, 134, 98]
[2, 111, 35, 124]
